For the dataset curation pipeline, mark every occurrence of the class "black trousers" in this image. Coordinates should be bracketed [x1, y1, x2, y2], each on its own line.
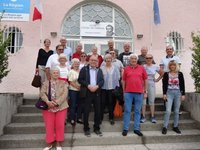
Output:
[83, 91, 101, 132]
[101, 89, 116, 121]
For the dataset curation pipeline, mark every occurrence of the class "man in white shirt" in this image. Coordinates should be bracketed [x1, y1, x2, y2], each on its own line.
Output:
[45, 45, 64, 80]
[160, 45, 181, 72]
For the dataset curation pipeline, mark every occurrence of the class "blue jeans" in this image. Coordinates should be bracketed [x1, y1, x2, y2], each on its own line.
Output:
[69, 90, 79, 121]
[123, 92, 143, 131]
[163, 89, 181, 128]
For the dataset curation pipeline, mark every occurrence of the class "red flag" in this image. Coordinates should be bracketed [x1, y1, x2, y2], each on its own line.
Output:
[32, 0, 42, 21]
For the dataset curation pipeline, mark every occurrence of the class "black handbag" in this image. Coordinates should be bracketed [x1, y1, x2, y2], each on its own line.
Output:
[31, 75, 41, 88]
[35, 81, 51, 110]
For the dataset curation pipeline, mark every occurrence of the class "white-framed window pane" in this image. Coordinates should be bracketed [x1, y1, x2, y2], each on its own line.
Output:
[3, 26, 23, 54]
[84, 44, 95, 54]
[167, 31, 184, 53]
[82, 4, 113, 22]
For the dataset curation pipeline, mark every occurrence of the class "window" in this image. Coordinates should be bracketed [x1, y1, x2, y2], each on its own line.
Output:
[3, 26, 23, 54]
[166, 31, 184, 54]
[61, 1, 134, 54]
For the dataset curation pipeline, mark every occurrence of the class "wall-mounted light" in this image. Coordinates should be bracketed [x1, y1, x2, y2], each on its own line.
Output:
[50, 32, 57, 38]
[95, 20, 100, 24]
[137, 34, 143, 39]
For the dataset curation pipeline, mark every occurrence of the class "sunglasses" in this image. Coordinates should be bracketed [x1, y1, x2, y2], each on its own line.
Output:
[146, 57, 153, 59]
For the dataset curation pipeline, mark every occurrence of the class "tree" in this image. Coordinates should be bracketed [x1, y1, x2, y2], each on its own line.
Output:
[191, 32, 200, 93]
[0, 14, 10, 83]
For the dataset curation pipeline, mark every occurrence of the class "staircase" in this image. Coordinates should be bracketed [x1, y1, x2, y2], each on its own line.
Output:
[0, 98, 200, 150]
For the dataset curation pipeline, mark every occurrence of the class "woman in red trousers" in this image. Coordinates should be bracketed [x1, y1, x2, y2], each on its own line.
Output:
[40, 67, 68, 150]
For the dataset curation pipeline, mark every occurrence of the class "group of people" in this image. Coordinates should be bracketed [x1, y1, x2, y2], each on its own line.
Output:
[36, 37, 185, 150]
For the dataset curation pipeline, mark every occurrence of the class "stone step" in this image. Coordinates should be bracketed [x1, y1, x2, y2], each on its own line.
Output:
[11, 111, 191, 123]
[0, 130, 200, 148]
[4, 120, 199, 134]
[1, 142, 200, 150]
[18, 103, 167, 113]
[23, 98, 165, 105]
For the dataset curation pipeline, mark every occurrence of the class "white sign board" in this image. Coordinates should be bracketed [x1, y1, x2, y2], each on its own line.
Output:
[80, 22, 114, 37]
[0, 0, 30, 21]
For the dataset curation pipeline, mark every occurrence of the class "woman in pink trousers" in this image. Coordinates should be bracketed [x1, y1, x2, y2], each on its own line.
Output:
[40, 67, 68, 150]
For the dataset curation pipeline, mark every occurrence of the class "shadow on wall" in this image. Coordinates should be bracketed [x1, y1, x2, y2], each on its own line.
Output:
[0, 93, 23, 135]
[184, 93, 200, 124]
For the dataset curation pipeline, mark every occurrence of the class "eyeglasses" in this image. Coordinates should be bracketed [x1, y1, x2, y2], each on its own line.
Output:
[146, 57, 153, 59]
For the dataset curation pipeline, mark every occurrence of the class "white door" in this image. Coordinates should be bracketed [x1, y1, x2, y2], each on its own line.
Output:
[82, 40, 109, 56]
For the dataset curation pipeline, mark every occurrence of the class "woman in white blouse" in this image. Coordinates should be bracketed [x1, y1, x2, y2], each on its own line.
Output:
[68, 58, 81, 125]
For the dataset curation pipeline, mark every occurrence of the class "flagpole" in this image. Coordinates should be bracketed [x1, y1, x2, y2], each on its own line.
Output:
[150, 0, 153, 51]
[40, 19, 43, 47]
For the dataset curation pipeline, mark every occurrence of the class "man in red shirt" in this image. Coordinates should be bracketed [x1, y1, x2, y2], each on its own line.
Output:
[122, 53, 148, 137]
[72, 43, 83, 60]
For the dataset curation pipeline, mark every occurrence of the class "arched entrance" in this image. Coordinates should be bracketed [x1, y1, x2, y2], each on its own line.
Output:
[61, 1, 134, 54]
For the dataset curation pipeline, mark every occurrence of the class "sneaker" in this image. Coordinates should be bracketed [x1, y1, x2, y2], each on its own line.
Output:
[94, 130, 103, 136]
[162, 127, 167, 135]
[134, 130, 143, 136]
[84, 130, 91, 137]
[140, 116, 146, 123]
[151, 117, 157, 123]
[173, 127, 181, 134]
[43, 145, 53, 150]
[122, 130, 128, 136]
[56, 147, 62, 150]
[110, 119, 115, 125]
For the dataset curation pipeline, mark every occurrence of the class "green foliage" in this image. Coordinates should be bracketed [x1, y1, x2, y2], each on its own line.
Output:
[0, 15, 10, 83]
[191, 32, 200, 92]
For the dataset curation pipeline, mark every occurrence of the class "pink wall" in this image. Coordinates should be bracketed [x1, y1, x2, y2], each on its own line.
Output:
[0, 0, 200, 96]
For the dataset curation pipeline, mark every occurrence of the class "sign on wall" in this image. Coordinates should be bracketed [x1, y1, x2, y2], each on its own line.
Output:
[80, 22, 114, 37]
[0, 0, 30, 21]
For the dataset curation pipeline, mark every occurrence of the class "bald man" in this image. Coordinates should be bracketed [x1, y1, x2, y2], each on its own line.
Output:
[60, 37, 72, 63]
[78, 55, 104, 137]
[105, 40, 119, 56]
[118, 42, 132, 67]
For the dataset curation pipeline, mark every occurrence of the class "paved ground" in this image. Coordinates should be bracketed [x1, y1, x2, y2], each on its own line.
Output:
[1, 142, 200, 150]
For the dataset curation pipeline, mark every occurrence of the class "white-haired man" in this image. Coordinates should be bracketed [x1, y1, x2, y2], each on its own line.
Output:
[122, 54, 148, 137]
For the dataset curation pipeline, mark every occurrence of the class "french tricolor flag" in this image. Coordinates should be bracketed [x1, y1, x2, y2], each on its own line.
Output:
[32, 0, 43, 21]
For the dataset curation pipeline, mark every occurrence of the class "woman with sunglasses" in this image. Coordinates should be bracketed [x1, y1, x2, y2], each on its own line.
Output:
[79, 52, 88, 70]
[140, 54, 163, 123]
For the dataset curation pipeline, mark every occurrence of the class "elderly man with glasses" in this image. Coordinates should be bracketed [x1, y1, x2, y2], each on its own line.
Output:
[78, 55, 104, 137]
[122, 54, 148, 137]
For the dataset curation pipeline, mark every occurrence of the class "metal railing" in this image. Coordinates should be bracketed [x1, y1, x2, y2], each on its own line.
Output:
[166, 31, 184, 54]
[3, 26, 23, 54]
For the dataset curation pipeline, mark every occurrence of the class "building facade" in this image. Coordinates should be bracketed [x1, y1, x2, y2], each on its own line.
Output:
[0, 0, 200, 96]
